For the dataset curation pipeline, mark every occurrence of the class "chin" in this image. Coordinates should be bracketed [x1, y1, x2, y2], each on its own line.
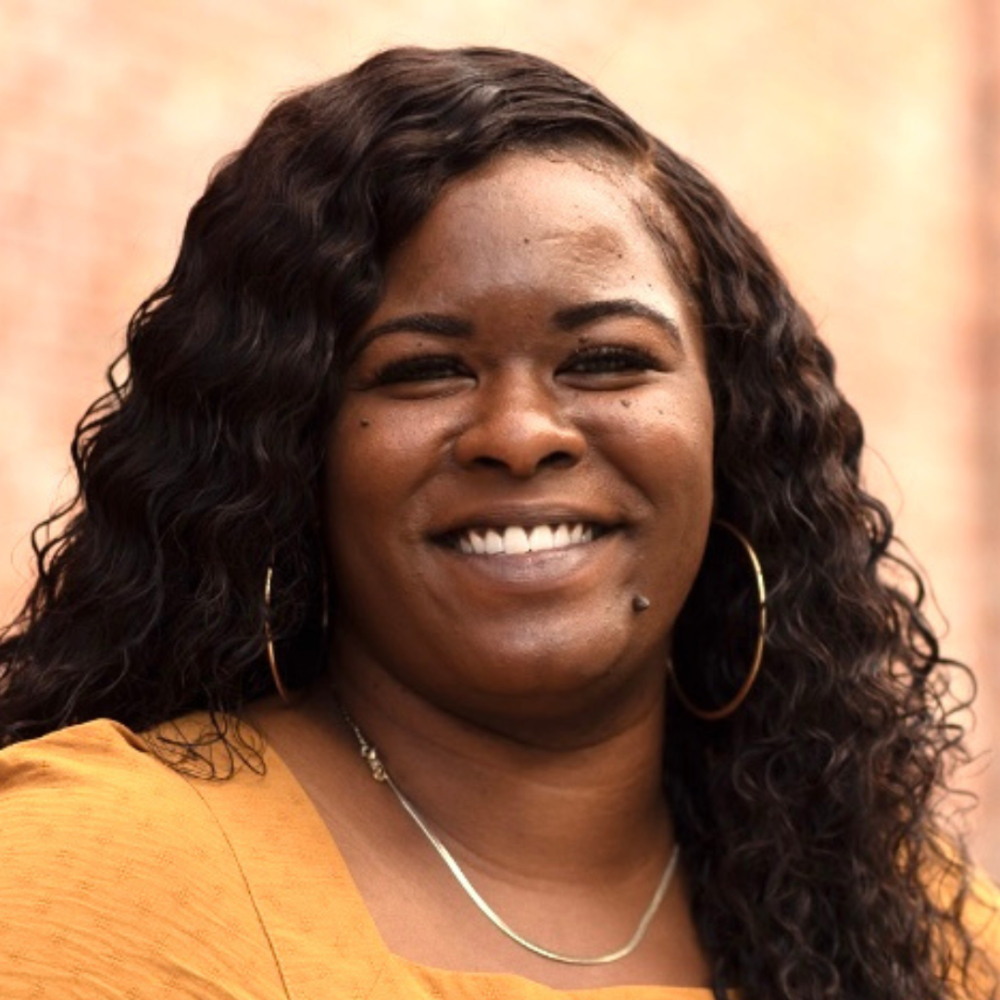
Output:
[435, 641, 665, 734]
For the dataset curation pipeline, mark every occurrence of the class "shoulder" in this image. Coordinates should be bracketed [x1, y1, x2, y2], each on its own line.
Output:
[0, 717, 187, 860]
[0, 717, 288, 999]
[0, 714, 244, 854]
[3, 714, 172, 793]
[924, 850, 1000, 998]
[961, 869, 1000, 995]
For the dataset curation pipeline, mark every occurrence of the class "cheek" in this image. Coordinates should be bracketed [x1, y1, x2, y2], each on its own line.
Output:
[323, 408, 393, 560]
[323, 414, 402, 615]
[326, 405, 429, 506]
[592, 379, 714, 495]
[323, 401, 456, 566]
[627, 391, 714, 615]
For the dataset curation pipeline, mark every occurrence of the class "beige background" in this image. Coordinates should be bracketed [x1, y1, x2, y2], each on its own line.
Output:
[1, 2, 998, 871]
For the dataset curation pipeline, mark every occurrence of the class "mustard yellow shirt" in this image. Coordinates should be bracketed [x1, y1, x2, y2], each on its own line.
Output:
[0, 716, 997, 999]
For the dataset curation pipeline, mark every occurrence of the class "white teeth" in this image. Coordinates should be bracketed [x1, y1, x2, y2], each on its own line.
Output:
[504, 526, 531, 554]
[454, 522, 600, 555]
[528, 525, 554, 551]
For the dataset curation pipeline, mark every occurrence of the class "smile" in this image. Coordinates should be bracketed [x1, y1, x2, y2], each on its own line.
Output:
[453, 523, 607, 556]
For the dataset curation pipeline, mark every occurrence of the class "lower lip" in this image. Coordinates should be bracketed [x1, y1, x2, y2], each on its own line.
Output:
[434, 533, 618, 590]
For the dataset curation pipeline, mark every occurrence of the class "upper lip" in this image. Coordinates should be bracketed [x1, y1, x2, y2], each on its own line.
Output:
[430, 504, 623, 539]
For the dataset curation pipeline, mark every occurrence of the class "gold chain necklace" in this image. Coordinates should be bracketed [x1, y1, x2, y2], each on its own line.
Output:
[341, 708, 680, 966]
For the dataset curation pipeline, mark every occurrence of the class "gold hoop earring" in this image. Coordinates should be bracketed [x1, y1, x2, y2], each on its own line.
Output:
[264, 562, 330, 703]
[263, 565, 292, 703]
[670, 519, 767, 721]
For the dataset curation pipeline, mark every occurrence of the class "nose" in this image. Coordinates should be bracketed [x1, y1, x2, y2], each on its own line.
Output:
[452, 369, 586, 478]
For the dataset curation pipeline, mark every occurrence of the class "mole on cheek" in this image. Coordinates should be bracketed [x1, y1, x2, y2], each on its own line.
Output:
[359, 418, 371, 428]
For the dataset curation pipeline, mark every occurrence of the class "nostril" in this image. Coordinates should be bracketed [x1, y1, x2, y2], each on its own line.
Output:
[473, 456, 509, 471]
[469, 448, 578, 475]
[539, 451, 576, 470]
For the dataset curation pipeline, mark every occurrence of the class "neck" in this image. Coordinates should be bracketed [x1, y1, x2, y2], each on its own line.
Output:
[334, 657, 673, 888]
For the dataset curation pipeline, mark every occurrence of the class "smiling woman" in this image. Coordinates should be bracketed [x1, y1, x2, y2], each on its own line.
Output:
[0, 46, 997, 1000]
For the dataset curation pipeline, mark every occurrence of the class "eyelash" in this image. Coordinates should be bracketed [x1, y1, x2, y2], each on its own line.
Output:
[368, 344, 663, 387]
[559, 344, 662, 375]
[370, 355, 471, 385]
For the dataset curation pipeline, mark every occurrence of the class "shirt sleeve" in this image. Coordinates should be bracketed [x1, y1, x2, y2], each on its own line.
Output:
[0, 720, 289, 1000]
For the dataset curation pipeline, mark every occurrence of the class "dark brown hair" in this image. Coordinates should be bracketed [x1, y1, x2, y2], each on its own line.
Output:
[0, 46, 991, 1000]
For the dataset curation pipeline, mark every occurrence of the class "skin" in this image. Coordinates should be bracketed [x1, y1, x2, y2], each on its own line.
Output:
[253, 152, 715, 989]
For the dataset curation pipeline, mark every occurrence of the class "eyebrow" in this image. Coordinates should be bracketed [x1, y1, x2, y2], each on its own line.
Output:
[347, 313, 473, 362]
[349, 297, 683, 360]
[552, 298, 682, 349]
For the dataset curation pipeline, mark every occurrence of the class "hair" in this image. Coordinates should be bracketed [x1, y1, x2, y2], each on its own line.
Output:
[0, 45, 992, 1000]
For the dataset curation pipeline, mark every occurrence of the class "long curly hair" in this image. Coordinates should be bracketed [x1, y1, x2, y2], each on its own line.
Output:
[0, 46, 991, 1000]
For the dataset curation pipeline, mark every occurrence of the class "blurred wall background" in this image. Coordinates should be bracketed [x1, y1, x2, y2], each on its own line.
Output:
[1, 1, 998, 870]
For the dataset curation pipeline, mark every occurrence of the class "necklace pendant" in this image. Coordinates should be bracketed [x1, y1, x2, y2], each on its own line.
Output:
[363, 746, 388, 782]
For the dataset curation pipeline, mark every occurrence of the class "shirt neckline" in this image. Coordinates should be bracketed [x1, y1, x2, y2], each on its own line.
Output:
[181, 724, 716, 1000]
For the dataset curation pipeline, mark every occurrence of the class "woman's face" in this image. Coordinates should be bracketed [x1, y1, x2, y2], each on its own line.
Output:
[325, 152, 714, 731]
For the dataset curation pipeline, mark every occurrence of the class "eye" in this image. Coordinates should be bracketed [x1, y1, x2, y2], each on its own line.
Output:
[559, 345, 664, 377]
[361, 353, 476, 399]
[370, 354, 472, 385]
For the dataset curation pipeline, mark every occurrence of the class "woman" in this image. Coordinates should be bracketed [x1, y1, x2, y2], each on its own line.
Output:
[0, 46, 996, 1000]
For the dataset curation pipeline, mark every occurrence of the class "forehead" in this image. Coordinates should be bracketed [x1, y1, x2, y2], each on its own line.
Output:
[436, 151, 640, 228]
[380, 152, 687, 303]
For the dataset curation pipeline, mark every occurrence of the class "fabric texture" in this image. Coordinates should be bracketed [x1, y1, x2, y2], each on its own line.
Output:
[1, 715, 997, 999]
